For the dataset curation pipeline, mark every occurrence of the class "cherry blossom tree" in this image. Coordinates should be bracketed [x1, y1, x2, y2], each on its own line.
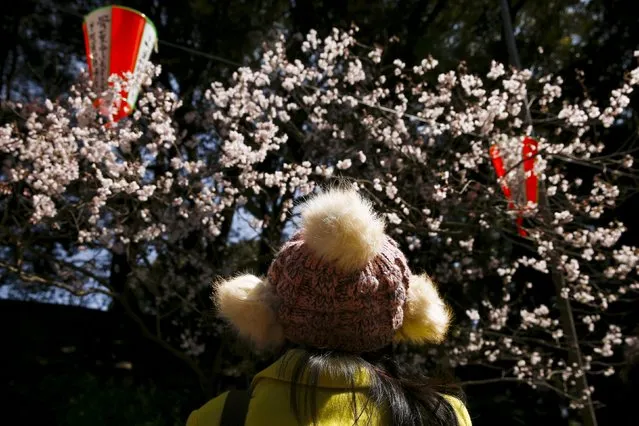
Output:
[1, 27, 638, 423]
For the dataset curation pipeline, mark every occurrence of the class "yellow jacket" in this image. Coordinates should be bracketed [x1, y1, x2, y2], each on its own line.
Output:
[187, 350, 472, 425]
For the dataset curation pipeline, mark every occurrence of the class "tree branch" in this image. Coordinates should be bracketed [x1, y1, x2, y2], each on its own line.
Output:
[0, 260, 114, 297]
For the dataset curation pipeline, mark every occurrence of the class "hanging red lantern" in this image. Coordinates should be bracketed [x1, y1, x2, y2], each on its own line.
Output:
[522, 136, 539, 206]
[489, 136, 540, 236]
[82, 5, 158, 122]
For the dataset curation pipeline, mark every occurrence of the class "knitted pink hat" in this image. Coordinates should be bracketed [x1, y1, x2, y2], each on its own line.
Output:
[214, 189, 451, 353]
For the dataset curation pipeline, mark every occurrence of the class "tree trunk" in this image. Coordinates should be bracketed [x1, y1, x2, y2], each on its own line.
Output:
[540, 183, 598, 426]
[498, 1, 598, 424]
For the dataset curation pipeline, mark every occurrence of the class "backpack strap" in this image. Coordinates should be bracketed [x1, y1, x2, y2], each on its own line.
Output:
[220, 390, 251, 426]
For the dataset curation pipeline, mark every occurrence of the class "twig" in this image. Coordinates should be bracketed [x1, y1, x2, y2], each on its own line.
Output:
[116, 294, 211, 394]
[0, 261, 114, 297]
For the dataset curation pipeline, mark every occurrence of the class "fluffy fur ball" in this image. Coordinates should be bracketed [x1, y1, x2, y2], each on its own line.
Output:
[300, 189, 386, 272]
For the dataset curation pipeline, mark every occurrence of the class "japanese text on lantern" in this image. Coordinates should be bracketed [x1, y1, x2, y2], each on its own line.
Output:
[95, 14, 111, 94]
[133, 28, 155, 77]
[88, 20, 98, 88]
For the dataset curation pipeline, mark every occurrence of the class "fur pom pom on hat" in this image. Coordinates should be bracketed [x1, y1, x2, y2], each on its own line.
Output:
[300, 189, 386, 272]
[214, 188, 451, 353]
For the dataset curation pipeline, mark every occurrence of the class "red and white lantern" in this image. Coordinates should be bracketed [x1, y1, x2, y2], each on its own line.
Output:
[82, 5, 158, 121]
[489, 136, 539, 236]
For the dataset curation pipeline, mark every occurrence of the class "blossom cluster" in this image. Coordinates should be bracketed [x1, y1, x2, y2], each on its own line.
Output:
[1, 28, 638, 407]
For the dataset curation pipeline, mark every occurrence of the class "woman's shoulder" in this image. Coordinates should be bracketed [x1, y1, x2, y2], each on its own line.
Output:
[186, 391, 229, 426]
[441, 394, 472, 426]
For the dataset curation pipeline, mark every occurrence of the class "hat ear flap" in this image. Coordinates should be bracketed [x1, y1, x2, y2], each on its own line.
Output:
[213, 274, 285, 350]
[395, 274, 451, 345]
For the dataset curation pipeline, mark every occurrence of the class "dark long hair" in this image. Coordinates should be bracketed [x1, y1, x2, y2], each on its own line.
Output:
[275, 345, 463, 426]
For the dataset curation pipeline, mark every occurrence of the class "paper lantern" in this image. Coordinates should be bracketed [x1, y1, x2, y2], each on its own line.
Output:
[82, 5, 158, 121]
[522, 136, 539, 206]
[489, 136, 540, 236]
